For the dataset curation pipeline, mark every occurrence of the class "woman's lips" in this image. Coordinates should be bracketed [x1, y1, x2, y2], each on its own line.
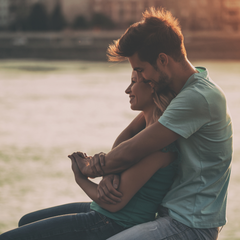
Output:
[129, 95, 135, 103]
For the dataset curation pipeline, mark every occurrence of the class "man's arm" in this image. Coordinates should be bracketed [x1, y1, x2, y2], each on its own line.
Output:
[80, 121, 179, 177]
[70, 149, 176, 212]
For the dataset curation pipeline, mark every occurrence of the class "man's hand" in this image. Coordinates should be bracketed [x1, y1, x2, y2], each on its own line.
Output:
[89, 152, 106, 176]
[97, 174, 122, 204]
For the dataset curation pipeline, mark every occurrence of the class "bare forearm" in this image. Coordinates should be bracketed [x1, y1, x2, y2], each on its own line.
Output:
[103, 139, 140, 174]
[100, 122, 180, 175]
[81, 122, 179, 177]
[80, 113, 146, 177]
[75, 176, 98, 201]
[112, 112, 145, 149]
[75, 176, 123, 212]
[112, 131, 133, 149]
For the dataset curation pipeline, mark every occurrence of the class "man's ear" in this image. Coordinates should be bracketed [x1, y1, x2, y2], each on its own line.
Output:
[157, 53, 168, 67]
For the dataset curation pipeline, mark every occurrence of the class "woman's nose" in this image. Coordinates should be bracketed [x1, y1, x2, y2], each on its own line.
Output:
[125, 85, 131, 94]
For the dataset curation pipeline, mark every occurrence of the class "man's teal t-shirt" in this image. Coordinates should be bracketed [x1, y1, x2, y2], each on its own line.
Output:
[159, 67, 233, 228]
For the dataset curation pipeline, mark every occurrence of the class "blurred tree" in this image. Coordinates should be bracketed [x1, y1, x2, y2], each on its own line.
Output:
[91, 13, 115, 29]
[72, 16, 89, 30]
[8, 18, 27, 31]
[27, 3, 49, 31]
[8, 0, 29, 31]
[50, 1, 66, 31]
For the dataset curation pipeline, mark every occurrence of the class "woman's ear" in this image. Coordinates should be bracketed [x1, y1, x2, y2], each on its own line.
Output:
[149, 82, 155, 93]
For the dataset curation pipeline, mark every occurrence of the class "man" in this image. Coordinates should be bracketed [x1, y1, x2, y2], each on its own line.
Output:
[74, 8, 233, 240]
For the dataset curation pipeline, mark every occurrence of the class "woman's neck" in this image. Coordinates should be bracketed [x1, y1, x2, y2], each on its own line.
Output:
[143, 105, 156, 127]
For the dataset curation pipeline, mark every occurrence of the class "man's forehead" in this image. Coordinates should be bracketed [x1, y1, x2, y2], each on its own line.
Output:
[128, 53, 145, 69]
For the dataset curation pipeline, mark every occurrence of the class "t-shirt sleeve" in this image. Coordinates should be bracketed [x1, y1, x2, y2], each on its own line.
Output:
[159, 90, 211, 139]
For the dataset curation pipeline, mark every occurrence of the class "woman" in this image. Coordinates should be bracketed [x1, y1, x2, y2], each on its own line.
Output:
[0, 71, 178, 240]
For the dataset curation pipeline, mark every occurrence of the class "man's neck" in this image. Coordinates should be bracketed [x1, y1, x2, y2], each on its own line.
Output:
[169, 57, 197, 94]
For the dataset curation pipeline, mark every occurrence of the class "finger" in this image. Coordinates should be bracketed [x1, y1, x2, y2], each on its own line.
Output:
[98, 177, 122, 202]
[113, 174, 120, 189]
[105, 181, 122, 200]
[90, 156, 98, 175]
[97, 188, 109, 204]
[77, 152, 85, 158]
[100, 186, 118, 204]
[70, 158, 77, 172]
[72, 153, 84, 167]
[70, 154, 80, 166]
[93, 154, 104, 175]
[72, 152, 80, 160]
[68, 153, 74, 158]
[68, 154, 75, 161]
[99, 153, 105, 167]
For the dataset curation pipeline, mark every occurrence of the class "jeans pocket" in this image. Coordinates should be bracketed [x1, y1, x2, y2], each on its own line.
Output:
[96, 212, 108, 223]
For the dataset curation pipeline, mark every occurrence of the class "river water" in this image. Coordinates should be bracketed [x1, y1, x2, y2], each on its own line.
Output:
[0, 60, 239, 239]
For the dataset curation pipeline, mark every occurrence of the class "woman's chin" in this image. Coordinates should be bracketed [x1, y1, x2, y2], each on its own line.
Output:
[130, 105, 140, 111]
[130, 105, 136, 110]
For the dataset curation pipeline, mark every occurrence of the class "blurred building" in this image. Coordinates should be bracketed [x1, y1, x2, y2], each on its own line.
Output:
[42, 0, 90, 22]
[222, 0, 240, 31]
[90, 0, 149, 27]
[3, 0, 240, 31]
[88, 0, 237, 30]
[173, 0, 222, 30]
[0, 0, 9, 28]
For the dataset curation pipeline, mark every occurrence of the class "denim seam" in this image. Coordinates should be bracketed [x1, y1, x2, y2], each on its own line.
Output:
[162, 227, 197, 240]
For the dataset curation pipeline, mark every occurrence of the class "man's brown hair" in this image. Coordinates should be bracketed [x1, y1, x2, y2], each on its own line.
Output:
[107, 8, 186, 65]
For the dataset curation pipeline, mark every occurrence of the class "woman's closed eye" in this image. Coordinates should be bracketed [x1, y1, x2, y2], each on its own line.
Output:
[131, 78, 137, 84]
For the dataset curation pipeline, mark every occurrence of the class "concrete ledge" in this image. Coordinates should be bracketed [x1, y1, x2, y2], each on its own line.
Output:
[0, 30, 240, 60]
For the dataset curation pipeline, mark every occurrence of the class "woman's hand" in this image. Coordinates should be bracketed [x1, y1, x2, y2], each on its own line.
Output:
[68, 154, 87, 180]
[68, 152, 90, 174]
[97, 174, 122, 204]
[68, 152, 106, 178]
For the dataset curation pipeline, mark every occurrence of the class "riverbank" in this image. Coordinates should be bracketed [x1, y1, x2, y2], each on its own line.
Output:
[0, 60, 240, 239]
[0, 30, 240, 60]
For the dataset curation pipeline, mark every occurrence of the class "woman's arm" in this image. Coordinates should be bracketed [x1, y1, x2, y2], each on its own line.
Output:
[112, 112, 146, 149]
[70, 150, 176, 213]
[97, 112, 146, 203]
[69, 112, 145, 178]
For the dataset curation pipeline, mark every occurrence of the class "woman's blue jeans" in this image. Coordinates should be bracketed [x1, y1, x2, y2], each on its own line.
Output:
[0, 202, 125, 240]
